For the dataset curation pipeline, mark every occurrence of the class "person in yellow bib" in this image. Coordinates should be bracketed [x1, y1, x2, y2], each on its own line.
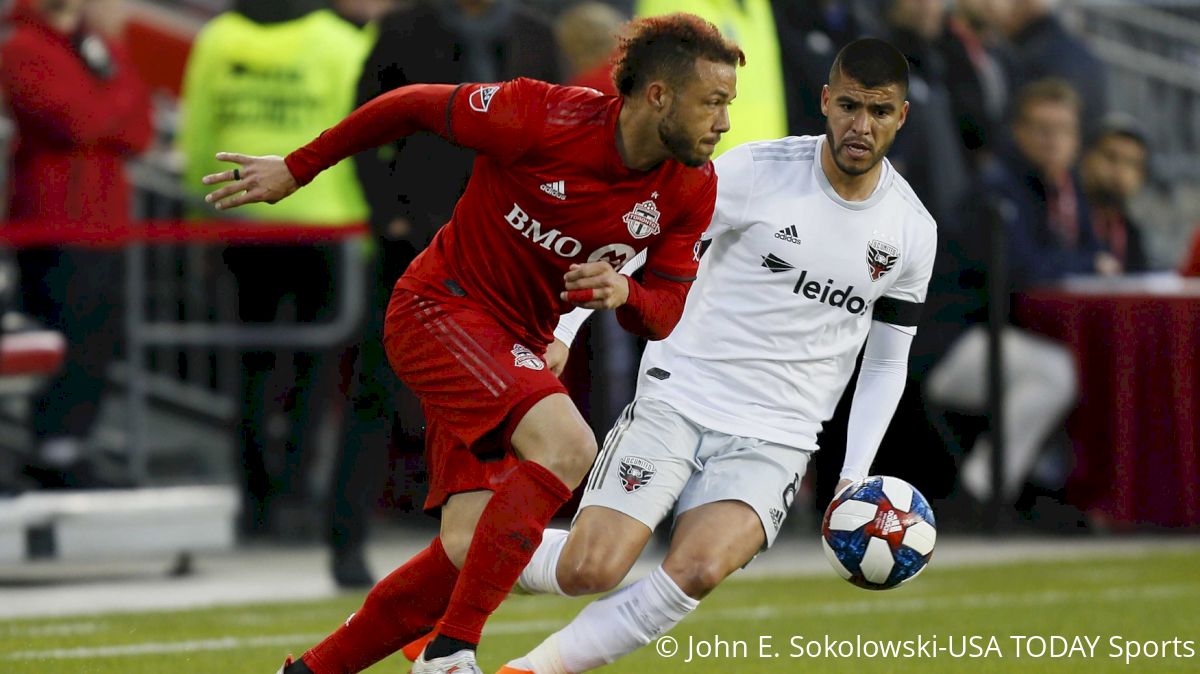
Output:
[179, 0, 371, 540]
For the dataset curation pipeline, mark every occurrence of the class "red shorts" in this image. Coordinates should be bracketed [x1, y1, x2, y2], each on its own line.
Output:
[384, 287, 566, 512]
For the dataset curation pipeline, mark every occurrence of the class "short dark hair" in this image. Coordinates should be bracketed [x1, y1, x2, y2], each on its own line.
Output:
[612, 13, 745, 97]
[828, 38, 910, 96]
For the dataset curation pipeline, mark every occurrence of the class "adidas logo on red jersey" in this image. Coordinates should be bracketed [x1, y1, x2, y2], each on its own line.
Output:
[540, 180, 566, 200]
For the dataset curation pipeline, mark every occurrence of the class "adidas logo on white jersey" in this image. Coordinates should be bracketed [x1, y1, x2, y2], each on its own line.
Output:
[540, 180, 567, 200]
[775, 225, 801, 245]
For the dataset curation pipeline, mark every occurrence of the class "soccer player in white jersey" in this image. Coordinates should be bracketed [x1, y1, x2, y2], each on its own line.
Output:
[496, 38, 938, 674]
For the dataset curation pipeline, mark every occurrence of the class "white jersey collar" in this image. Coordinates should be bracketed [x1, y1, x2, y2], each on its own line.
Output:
[813, 135, 893, 211]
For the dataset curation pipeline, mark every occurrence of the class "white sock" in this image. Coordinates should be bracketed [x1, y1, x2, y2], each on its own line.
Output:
[517, 527, 569, 596]
[525, 565, 699, 673]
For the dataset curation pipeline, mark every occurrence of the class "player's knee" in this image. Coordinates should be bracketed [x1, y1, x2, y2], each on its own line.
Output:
[533, 426, 598, 488]
[663, 556, 728, 600]
[557, 550, 626, 596]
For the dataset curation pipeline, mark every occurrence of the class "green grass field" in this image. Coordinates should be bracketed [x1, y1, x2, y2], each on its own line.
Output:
[4, 548, 1199, 674]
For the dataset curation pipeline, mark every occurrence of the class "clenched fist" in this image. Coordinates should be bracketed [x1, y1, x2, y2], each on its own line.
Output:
[560, 261, 629, 310]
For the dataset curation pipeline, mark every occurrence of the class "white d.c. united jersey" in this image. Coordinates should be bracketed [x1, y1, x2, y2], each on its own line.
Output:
[635, 135, 937, 451]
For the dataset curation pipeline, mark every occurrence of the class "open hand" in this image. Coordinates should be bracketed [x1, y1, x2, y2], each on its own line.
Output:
[560, 262, 629, 310]
[202, 153, 299, 211]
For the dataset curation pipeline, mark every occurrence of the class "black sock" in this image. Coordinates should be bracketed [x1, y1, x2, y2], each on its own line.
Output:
[423, 635, 478, 659]
[284, 658, 315, 674]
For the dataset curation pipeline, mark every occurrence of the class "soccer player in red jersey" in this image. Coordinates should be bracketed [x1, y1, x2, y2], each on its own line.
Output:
[201, 13, 742, 674]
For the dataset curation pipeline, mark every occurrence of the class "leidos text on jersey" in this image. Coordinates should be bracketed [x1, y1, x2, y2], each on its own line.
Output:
[791, 269, 870, 315]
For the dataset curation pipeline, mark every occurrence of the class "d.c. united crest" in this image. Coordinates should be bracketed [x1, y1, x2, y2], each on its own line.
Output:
[622, 198, 662, 239]
[618, 456, 657, 493]
[866, 240, 899, 281]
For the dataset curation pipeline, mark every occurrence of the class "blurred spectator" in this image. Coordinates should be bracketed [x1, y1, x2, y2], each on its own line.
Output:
[923, 78, 1119, 507]
[352, 0, 560, 251]
[332, 0, 400, 28]
[556, 1, 625, 94]
[882, 0, 972, 227]
[997, 0, 1107, 133]
[1080, 114, 1151, 273]
[772, 0, 866, 136]
[179, 0, 371, 538]
[979, 79, 1118, 285]
[0, 0, 151, 487]
[635, 0, 787, 153]
[937, 0, 1011, 164]
[331, 0, 562, 588]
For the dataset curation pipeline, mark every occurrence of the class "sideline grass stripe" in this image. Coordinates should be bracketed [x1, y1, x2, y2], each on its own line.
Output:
[6, 633, 328, 660]
[11, 583, 1197, 661]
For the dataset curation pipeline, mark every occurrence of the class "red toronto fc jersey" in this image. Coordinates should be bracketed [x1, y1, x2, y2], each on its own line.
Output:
[396, 78, 717, 351]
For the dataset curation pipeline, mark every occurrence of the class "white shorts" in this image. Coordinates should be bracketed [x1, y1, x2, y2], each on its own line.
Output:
[578, 396, 812, 548]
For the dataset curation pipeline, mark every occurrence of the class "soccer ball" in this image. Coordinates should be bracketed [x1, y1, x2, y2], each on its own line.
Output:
[821, 475, 936, 590]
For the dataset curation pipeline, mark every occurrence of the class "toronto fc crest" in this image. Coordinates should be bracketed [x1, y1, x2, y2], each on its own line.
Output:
[618, 457, 657, 493]
[511, 344, 545, 370]
[622, 197, 663, 239]
[866, 239, 899, 281]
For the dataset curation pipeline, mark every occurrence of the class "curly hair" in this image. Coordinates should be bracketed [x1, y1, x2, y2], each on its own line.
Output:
[612, 13, 745, 97]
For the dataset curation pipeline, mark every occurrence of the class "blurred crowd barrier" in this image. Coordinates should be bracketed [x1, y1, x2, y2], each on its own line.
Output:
[0, 0, 1198, 549]
[0, 167, 369, 486]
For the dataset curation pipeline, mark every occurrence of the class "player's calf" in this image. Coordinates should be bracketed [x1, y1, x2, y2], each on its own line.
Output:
[440, 491, 493, 568]
[548, 506, 656, 597]
[662, 500, 768, 599]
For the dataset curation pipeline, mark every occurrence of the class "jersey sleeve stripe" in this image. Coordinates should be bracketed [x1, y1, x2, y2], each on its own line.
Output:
[444, 83, 468, 144]
[872, 296, 923, 327]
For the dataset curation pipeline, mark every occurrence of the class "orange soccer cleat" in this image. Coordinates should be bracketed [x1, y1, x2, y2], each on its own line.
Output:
[402, 631, 438, 662]
[492, 656, 536, 674]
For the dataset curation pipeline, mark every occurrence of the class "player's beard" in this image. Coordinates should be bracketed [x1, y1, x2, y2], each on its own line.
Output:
[825, 122, 892, 177]
[658, 106, 707, 168]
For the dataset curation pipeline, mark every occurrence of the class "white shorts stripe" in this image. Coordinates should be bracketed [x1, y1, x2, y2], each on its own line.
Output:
[589, 401, 636, 492]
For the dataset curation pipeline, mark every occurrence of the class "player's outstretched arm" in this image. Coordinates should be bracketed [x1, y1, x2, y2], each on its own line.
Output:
[202, 153, 298, 210]
[842, 321, 913, 485]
